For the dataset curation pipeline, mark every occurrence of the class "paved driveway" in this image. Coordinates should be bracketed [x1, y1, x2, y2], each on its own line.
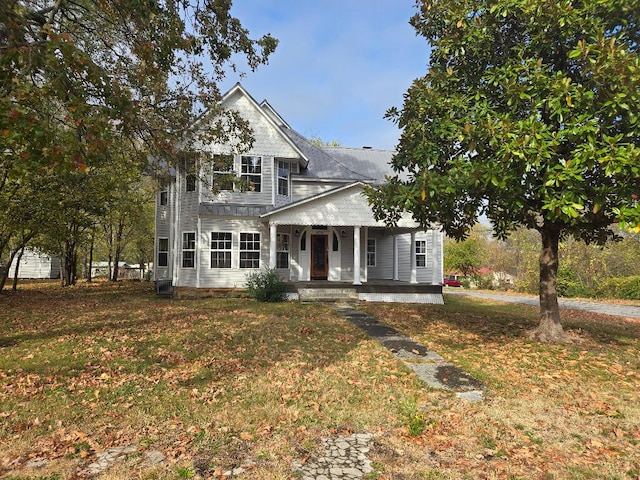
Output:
[445, 289, 640, 319]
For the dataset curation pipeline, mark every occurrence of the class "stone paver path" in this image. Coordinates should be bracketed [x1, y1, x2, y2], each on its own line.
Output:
[332, 305, 485, 400]
[292, 433, 375, 480]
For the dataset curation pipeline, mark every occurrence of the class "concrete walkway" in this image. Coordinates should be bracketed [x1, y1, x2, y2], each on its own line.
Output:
[445, 289, 640, 319]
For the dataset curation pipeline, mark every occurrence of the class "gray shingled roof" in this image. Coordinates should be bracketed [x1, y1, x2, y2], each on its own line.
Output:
[280, 128, 373, 182]
[318, 146, 398, 184]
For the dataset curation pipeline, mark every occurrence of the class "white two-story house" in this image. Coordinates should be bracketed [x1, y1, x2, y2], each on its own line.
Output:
[155, 84, 443, 303]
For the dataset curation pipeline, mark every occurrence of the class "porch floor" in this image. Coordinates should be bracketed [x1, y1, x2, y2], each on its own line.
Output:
[286, 280, 443, 304]
[287, 279, 442, 294]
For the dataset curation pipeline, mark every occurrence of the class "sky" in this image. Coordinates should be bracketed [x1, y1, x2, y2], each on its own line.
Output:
[220, 1, 431, 151]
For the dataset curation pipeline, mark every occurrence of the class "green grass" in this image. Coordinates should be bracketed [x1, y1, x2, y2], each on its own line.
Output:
[1, 281, 639, 479]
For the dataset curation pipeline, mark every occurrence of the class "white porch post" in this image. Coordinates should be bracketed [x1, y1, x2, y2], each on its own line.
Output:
[392, 234, 399, 281]
[410, 231, 417, 284]
[431, 229, 440, 285]
[269, 223, 277, 269]
[353, 226, 362, 285]
[196, 217, 202, 288]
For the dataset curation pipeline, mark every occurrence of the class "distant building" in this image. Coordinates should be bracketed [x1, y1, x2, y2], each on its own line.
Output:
[9, 249, 60, 279]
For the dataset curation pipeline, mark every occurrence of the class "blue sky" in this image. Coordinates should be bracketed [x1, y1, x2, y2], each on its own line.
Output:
[221, 1, 430, 151]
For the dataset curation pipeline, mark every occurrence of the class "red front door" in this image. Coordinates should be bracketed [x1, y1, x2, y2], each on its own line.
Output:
[311, 235, 328, 280]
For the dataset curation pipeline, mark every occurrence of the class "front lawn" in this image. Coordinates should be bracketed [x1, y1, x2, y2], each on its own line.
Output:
[1, 282, 638, 479]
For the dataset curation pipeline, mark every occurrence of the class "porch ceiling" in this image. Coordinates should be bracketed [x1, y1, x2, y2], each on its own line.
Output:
[261, 182, 420, 228]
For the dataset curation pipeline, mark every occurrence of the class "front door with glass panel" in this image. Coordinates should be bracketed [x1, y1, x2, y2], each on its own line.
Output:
[311, 235, 328, 280]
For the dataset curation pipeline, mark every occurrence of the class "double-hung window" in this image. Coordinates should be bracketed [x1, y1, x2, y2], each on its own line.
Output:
[182, 232, 196, 268]
[211, 232, 232, 268]
[367, 238, 376, 267]
[276, 233, 289, 269]
[277, 161, 289, 196]
[239, 233, 260, 268]
[159, 190, 168, 206]
[158, 238, 169, 267]
[212, 154, 234, 191]
[241, 156, 262, 192]
[416, 240, 427, 267]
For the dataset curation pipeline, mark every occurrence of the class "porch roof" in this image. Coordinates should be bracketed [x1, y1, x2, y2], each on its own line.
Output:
[260, 182, 420, 229]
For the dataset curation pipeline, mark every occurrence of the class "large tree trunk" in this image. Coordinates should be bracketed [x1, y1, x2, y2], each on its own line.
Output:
[87, 233, 94, 283]
[531, 224, 566, 342]
[11, 247, 25, 291]
[0, 248, 19, 292]
[61, 240, 77, 286]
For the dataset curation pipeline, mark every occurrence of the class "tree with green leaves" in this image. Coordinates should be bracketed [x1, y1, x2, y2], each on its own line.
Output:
[443, 224, 489, 277]
[1, 0, 277, 169]
[1, 0, 276, 287]
[368, 0, 640, 341]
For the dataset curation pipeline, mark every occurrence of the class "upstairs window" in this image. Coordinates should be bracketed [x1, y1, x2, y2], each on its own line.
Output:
[241, 156, 262, 192]
[158, 238, 169, 267]
[182, 154, 198, 192]
[211, 232, 232, 268]
[277, 160, 289, 196]
[182, 232, 196, 268]
[212, 154, 234, 191]
[416, 240, 427, 267]
[159, 190, 168, 206]
[239, 232, 260, 268]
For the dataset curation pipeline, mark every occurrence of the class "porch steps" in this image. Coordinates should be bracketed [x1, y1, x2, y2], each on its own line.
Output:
[297, 287, 358, 302]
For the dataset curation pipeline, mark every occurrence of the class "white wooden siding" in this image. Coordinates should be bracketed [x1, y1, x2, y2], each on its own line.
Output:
[367, 234, 394, 280]
[291, 181, 345, 202]
[154, 181, 174, 281]
[186, 218, 269, 288]
[9, 249, 60, 279]
[396, 232, 436, 283]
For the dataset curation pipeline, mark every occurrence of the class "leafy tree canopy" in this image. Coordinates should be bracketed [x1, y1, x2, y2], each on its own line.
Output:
[368, 0, 640, 340]
[1, 0, 278, 175]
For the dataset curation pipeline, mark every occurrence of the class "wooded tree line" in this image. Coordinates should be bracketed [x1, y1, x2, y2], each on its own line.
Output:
[0, 160, 156, 290]
[445, 226, 640, 298]
[1, 0, 277, 290]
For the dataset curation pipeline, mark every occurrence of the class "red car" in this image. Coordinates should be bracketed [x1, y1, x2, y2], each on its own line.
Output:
[443, 275, 462, 287]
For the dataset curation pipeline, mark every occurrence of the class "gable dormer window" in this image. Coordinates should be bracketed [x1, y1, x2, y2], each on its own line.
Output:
[241, 156, 262, 192]
[277, 161, 289, 196]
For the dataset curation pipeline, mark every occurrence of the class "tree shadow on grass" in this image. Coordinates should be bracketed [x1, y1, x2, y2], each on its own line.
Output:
[360, 295, 640, 348]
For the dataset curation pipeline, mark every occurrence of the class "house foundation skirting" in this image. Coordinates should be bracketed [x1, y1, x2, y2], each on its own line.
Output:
[168, 281, 443, 304]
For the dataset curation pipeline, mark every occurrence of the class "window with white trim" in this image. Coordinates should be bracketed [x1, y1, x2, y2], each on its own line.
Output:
[212, 154, 234, 191]
[367, 238, 376, 267]
[276, 233, 289, 269]
[182, 232, 196, 268]
[211, 232, 232, 268]
[158, 238, 169, 267]
[416, 240, 427, 267]
[239, 232, 260, 268]
[159, 190, 168, 206]
[241, 156, 262, 192]
[277, 160, 289, 196]
[186, 174, 197, 192]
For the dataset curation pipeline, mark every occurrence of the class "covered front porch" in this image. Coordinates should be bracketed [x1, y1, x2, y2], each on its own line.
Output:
[261, 182, 443, 288]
